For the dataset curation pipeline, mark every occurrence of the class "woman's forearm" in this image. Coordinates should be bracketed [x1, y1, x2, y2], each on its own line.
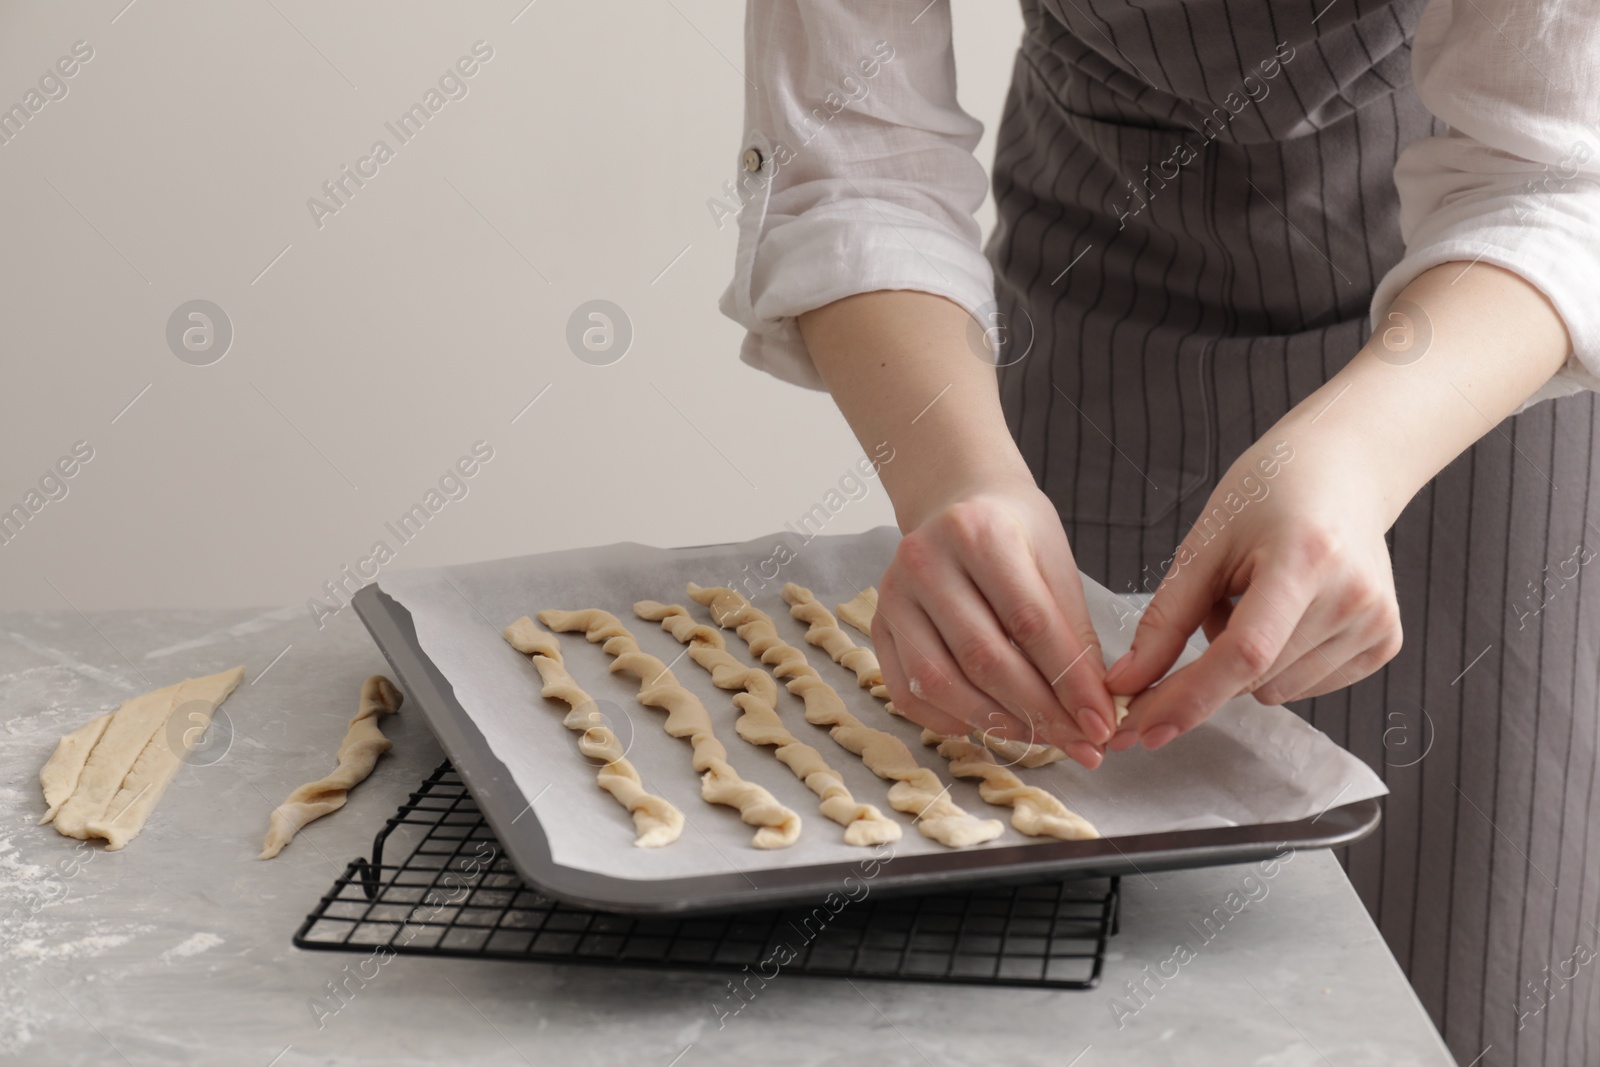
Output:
[797, 290, 1033, 530]
[1276, 262, 1572, 527]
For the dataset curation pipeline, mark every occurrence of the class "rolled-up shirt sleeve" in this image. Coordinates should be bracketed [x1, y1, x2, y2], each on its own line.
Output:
[1371, 0, 1600, 409]
[719, 2, 995, 390]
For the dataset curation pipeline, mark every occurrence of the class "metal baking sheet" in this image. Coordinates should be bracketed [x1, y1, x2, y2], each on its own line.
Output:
[353, 532, 1384, 916]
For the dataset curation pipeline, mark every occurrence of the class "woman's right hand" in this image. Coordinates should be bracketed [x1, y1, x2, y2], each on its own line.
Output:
[793, 288, 1116, 770]
[871, 469, 1118, 769]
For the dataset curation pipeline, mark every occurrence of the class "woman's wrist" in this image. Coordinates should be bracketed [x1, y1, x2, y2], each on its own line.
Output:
[799, 289, 1041, 532]
[885, 441, 1037, 532]
[1269, 261, 1571, 531]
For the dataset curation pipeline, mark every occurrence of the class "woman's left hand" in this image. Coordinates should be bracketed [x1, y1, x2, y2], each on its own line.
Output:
[1101, 431, 1404, 750]
[1100, 260, 1576, 751]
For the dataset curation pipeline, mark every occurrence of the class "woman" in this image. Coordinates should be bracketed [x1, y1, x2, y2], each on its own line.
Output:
[721, 1, 1600, 1062]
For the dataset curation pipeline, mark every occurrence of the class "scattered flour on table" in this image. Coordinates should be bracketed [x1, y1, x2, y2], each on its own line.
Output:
[0, 999, 47, 1057]
[0, 836, 48, 887]
[161, 932, 223, 962]
[0, 825, 136, 1055]
[11, 933, 131, 960]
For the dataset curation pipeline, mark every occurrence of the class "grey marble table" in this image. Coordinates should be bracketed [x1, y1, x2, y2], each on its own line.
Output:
[0, 606, 1456, 1066]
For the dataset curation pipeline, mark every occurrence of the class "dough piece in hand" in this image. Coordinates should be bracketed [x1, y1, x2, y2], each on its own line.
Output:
[539, 608, 801, 850]
[799, 583, 1098, 840]
[1113, 693, 1132, 726]
[39, 713, 112, 825]
[689, 583, 1002, 849]
[504, 616, 683, 848]
[832, 586, 1068, 768]
[635, 601, 899, 847]
[55, 667, 245, 845]
[259, 675, 402, 859]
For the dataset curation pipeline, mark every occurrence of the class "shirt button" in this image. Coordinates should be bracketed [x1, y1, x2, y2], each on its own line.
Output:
[742, 147, 763, 173]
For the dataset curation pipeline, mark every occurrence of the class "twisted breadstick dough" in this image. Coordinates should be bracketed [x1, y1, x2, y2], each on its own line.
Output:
[635, 601, 899, 846]
[503, 616, 683, 848]
[260, 675, 402, 859]
[835, 588, 879, 637]
[687, 583, 1002, 849]
[833, 586, 1069, 768]
[538, 608, 801, 849]
[787, 583, 1099, 841]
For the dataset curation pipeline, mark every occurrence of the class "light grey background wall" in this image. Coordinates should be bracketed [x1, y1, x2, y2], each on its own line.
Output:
[0, 0, 1022, 613]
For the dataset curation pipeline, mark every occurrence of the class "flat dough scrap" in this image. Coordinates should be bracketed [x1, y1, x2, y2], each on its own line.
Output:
[503, 616, 683, 848]
[811, 584, 1098, 840]
[689, 583, 1002, 849]
[833, 586, 1068, 768]
[538, 608, 801, 850]
[1113, 693, 1132, 726]
[39, 713, 112, 824]
[635, 601, 899, 847]
[54, 666, 246, 849]
[259, 675, 402, 859]
[51, 680, 187, 839]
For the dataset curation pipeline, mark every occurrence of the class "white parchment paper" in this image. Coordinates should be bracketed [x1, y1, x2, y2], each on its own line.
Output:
[377, 527, 1386, 881]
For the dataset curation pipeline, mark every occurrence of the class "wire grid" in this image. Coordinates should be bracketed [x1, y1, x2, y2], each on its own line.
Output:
[294, 762, 1120, 989]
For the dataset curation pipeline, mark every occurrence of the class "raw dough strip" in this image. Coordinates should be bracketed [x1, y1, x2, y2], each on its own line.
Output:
[834, 587, 879, 638]
[634, 601, 899, 847]
[502, 616, 683, 848]
[686, 583, 1002, 849]
[538, 608, 800, 850]
[259, 675, 403, 859]
[833, 586, 1069, 769]
[789, 583, 1098, 841]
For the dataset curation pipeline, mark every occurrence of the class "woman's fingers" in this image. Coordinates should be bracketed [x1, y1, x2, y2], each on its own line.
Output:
[1251, 626, 1371, 705]
[872, 590, 1040, 742]
[875, 579, 1104, 769]
[1265, 630, 1403, 704]
[1125, 570, 1316, 747]
[1102, 536, 1223, 698]
[957, 514, 1116, 743]
[871, 610, 979, 739]
[916, 565, 1096, 752]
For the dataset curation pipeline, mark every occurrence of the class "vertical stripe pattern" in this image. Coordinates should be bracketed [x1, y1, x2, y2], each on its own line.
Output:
[986, 0, 1600, 1062]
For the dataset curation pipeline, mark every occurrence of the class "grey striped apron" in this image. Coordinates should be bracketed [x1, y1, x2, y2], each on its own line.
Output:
[986, 1, 1600, 1062]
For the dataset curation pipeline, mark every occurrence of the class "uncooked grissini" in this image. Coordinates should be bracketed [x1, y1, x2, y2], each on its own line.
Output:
[538, 608, 801, 849]
[834, 587, 1068, 769]
[260, 675, 403, 859]
[834, 587, 878, 637]
[44, 666, 245, 850]
[503, 615, 684, 848]
[634, 600, 899, 846]
[687, 583, 1003, 848]
[788, 583, 1099, 841]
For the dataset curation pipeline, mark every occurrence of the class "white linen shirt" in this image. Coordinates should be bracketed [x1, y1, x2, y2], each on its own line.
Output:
[720, 1, 1600, 409]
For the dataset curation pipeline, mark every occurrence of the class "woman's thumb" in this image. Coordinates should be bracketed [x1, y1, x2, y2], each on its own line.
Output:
[1104, 550, 1216, 695]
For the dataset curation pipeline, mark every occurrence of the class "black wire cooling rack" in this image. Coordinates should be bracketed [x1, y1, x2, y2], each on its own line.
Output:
[294, 762, 1121, 989]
